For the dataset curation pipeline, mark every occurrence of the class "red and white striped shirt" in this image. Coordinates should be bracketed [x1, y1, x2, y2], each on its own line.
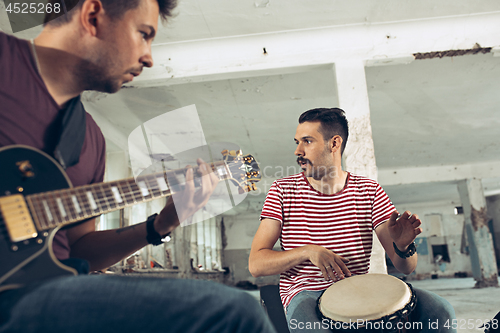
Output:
[260, 172, 395, 309]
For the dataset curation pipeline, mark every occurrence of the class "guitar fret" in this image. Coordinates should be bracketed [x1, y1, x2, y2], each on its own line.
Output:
[29, 195, 49, 229]
[87, 187, 103, 215]
[110, 186, 123, 204]
[86, 191, 98, 211]
[55, 197, 67, 218]
[127, 181, 143, 203]
[119, 180, 135, 205]
[145, 175, 158, 197]
[41, 198, 54, 224]
[60, 191, 78, 222]
[156, 176, 169, 192]
[113, 182, 127, 208]
[137, 180, 151, 198]
[75, 188, 93, 217]
[102, 184, 117, 210]
[145, 175, 162, 197]
[38, 193, 63, 228]
[93, 185, 110, 213]
[44, 192, 64, 226]
[69, 192, 82, 215]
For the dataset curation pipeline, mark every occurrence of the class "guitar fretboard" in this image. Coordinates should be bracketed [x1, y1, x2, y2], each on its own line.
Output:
[25, 163, 230, 231]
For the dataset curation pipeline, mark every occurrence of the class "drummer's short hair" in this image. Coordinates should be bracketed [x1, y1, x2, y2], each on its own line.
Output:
[299, 108, 349, 155]
[43, 0, 177, 26]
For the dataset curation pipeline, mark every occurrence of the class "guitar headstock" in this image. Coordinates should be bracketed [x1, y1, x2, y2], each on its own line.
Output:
[221, 150, 261, 193]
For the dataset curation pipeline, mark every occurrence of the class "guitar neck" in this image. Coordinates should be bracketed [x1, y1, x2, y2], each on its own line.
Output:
[25, 162, 231, 231]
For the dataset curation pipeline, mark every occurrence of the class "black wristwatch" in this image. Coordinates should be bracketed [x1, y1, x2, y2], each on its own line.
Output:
[393, 242, 417, 259]
[146, 213, 170, 246]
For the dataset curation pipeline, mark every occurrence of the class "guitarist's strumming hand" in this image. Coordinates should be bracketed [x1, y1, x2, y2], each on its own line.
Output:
[154, 158, 219, 235]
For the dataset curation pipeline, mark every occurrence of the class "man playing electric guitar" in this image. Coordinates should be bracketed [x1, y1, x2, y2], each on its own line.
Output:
[0, 1, 276, 332]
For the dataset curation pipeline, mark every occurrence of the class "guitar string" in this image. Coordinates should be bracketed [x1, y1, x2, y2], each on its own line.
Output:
[32, 159, 233, 207]
[30, 178, 175, 228]
[29, 160, 234, 211]
[26, 160, 256, 228]
[26, 155, 250, 207]
[34, 178, 173, 211]
[22, 158, 252, 229]
[32, 188, 169, 229]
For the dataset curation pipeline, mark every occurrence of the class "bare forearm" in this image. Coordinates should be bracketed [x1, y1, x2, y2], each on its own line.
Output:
[69, 222, 150, 271]
[249, 247, 309, 277]
[390, 245, 418, 275]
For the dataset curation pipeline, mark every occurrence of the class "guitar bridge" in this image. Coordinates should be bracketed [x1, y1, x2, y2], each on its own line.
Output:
[0, 194, 38, 242]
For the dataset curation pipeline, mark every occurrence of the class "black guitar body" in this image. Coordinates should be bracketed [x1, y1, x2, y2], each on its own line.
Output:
[0, 144, 262, 292]
[0, 145, 76, 292]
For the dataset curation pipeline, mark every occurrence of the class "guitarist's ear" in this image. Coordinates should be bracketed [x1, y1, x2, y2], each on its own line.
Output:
[79, 0, 104, 37]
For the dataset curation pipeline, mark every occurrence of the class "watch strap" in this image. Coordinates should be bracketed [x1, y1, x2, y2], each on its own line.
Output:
[393, 242, 417, 259]
[146, 213, 170, 246]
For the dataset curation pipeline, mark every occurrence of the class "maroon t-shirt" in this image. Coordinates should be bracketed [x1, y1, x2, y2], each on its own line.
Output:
[0, 31, 106, 260]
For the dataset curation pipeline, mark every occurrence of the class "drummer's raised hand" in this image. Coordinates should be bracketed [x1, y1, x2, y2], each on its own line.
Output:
[305, 245, 351, 282]
[387, 210, 422, 251]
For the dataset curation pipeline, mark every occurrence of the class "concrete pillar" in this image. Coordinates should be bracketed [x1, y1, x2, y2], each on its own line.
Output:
[334, 60, 386, 274]
[457, 179, 498, 287]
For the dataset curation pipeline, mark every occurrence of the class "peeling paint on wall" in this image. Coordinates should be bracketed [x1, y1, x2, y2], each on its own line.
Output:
[344, 114, 378, 180]
[414, 45, 491, 60]
[471, 206, 489, 231]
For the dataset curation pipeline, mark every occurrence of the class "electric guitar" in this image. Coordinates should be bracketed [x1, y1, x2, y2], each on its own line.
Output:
[0, 145, 261, 292]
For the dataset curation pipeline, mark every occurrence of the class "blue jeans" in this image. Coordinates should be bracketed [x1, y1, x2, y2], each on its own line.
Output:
[285, 287, 456, 333]
[0, 275, 277, 333]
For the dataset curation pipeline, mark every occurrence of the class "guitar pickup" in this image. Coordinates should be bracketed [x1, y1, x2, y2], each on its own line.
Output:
[0, 194, 38, 242]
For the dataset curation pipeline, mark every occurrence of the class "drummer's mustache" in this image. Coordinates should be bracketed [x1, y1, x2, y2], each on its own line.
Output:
[297, 157, 311, 165]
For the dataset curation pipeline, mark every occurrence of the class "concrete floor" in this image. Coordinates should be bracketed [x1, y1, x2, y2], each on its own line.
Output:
[250, 277, 500, 333]
[408, 277, 499, 333]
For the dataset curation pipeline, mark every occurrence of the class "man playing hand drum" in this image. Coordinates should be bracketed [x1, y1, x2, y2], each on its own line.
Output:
[249, 107, 456, 333]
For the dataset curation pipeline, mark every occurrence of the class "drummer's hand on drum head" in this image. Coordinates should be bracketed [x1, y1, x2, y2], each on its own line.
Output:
[387, 210, 423, 251]
[304, 245, 351, 282]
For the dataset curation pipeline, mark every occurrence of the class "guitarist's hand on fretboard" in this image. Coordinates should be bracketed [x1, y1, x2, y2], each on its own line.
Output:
[154, 158, 220, 235]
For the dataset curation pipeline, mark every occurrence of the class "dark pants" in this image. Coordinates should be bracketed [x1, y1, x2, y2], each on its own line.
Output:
[0, 275, 277, 333]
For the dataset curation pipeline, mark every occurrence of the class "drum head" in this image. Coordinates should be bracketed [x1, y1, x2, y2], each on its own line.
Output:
[318, 274, 412, 322]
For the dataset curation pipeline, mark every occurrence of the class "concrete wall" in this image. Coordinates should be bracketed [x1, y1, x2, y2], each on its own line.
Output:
[221, 199, 482, 285]
[222, 212, 279, 286]
[394, 200, 472, 279]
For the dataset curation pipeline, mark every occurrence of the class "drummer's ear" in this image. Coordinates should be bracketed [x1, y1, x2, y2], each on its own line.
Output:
[330, 136, 342, 154]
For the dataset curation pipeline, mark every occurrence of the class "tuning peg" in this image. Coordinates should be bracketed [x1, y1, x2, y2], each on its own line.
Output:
[221, 150, 229, 156]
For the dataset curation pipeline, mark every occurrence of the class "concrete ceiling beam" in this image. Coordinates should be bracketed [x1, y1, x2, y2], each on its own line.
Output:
[131, 12, 500, 87]
[379, 161, 500, 186]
